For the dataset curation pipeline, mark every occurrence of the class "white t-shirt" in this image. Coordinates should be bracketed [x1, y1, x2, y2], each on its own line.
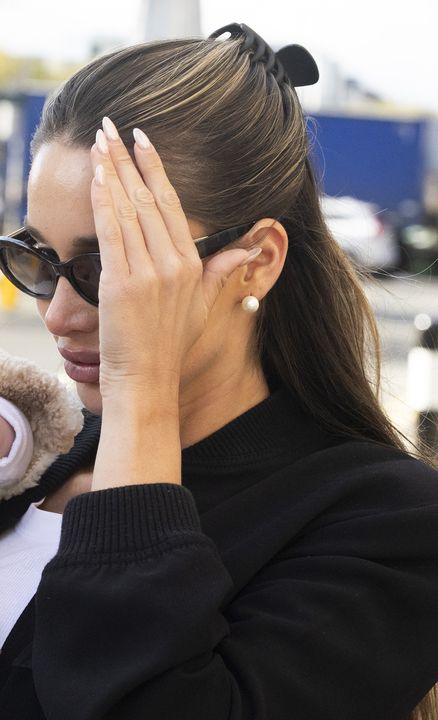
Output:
[0, 500, 62, 648]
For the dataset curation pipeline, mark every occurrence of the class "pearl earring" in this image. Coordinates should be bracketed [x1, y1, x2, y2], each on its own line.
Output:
[241, 294, 259, 313]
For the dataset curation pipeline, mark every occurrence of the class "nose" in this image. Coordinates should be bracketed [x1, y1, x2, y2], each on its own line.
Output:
[38, 276, 98, 338]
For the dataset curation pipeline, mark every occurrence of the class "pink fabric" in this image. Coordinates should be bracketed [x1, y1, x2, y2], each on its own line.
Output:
[0, 397, 34, 487]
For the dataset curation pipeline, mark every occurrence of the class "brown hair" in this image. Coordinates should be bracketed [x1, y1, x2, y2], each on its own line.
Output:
[30, 36, 437, 718]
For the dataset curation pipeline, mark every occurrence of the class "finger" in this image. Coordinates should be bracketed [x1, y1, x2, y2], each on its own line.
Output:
[100, 119, 178, 269]
[132, 128, 196, 260]
[91, 134, 156, 273]
[90, 163, 130, 278]
[202, 247, 262, 312]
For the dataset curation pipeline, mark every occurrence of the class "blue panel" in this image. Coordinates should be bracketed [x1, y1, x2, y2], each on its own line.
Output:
[307, 113, 426, 221]
[11, 94, 432, 227]
[19, 93, 46, 222]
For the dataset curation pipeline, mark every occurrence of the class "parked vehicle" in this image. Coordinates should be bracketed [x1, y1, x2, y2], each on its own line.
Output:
[321, 194, 400, 270]
[397, 224, 438, 275]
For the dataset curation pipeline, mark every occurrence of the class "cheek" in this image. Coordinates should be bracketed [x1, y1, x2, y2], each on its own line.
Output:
[36, 299, 51, 325]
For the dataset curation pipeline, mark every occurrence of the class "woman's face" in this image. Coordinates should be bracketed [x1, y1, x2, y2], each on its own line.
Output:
[27, 142, 247, 415]
[28, 143, 101, 412]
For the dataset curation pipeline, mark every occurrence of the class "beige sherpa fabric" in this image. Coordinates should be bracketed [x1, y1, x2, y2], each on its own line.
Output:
[0, 349, 84, 501]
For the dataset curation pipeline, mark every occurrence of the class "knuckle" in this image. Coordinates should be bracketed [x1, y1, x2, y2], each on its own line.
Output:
[116, 201, 137, 222]
[133, 186, 156, 208]
[94, 196, 114, 210]
[160, 258, 183, 281]
[125, 278, 145, 297]
[105, 226, 122, 245]
[137, 269, 156, 287]
[116, 152, 134, 166]
[147, 156, 163, 172]
[103, 166, 118, 179]
[158, 187, 181, 210]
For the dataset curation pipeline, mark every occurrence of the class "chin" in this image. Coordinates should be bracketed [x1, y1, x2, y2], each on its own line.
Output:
[76, 381, 103, 416]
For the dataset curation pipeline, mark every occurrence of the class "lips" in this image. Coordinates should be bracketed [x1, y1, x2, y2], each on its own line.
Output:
[58, 347, 100, 384]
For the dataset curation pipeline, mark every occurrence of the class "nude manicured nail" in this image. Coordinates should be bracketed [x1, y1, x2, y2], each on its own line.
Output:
[133, 127, 151, 150]
[96, 129, 109, 154]
[238, 248, 262, 266]
[102, 116, 119, 141]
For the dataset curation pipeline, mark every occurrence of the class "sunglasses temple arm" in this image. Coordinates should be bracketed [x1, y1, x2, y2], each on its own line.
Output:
[195, 223, 254, 259]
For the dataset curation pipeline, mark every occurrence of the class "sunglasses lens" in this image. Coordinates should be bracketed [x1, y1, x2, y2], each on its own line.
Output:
[72, 255, 101, 304]
[3, 246, 55, 297]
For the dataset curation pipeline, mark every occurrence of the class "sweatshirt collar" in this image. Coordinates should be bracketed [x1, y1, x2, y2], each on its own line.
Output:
[182, 384, 308, 466]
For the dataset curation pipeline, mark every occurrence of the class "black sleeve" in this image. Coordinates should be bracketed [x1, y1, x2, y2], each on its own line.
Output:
[32, 465, 438, 720]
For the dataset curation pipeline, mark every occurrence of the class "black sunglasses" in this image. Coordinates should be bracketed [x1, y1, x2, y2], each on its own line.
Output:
[0, 222, 255, 307]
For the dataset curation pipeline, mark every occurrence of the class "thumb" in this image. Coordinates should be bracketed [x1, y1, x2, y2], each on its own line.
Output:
[201, 247, 262, 312]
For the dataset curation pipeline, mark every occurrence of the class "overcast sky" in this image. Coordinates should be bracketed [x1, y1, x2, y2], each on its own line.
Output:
[0, 0, 437, 112]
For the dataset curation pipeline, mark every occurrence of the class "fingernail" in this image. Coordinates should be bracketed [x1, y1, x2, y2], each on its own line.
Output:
[133, 127, 151, 150]
[96, 129, 109, 154]
[102, 116, 119, 141]
[238, 247, 262, 267]
[95, 164, 106, 186]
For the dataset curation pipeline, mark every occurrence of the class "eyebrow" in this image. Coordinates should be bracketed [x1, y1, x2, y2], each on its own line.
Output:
[22, 216, 99, 251]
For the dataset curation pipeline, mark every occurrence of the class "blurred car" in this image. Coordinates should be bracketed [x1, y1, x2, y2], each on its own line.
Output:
[397, 224, 438, 274]
[321, 195, 400, 271]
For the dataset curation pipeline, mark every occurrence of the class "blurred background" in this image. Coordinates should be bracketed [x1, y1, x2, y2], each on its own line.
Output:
[1, 0, 438, 448]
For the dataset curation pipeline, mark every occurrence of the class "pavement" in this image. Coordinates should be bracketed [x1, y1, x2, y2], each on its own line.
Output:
[2, 274, 438, 444]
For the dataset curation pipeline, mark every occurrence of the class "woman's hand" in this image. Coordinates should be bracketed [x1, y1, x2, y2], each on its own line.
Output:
[90, 117, 256, 407]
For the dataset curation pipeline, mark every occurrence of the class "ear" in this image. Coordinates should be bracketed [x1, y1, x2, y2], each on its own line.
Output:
[238, 219, 289, 300]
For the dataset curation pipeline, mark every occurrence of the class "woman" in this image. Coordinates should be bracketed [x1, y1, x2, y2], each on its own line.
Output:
[0, 23, 437, 720]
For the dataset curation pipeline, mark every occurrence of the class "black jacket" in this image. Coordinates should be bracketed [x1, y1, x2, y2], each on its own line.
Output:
[1, 384, 438, 719]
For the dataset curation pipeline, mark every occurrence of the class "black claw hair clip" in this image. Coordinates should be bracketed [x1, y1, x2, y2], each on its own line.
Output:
[209, 22, 319, 88]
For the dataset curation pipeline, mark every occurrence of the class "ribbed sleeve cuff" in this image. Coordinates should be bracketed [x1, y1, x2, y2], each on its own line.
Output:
[58, 483, 203, 559]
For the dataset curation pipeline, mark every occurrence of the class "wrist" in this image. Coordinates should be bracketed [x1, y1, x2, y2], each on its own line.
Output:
[92, 398, 181, 492]
[101, 381, 180, 417]
[101, 395, 180, 426]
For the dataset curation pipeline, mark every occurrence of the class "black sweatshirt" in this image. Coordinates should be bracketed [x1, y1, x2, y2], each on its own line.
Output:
[1, 383, 438, 719]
